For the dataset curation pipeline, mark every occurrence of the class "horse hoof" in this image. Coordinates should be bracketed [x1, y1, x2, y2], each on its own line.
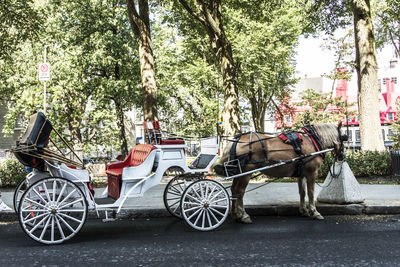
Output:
[237, 215, 253, 224]
[299, 209, 310, 217]
[312, 214, 324, 220]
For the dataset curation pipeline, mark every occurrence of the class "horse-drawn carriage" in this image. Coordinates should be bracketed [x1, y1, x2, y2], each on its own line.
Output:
[11, 112, 346, 244]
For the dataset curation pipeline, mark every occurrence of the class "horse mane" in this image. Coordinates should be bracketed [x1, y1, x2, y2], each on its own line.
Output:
[312, 124, 340, 149]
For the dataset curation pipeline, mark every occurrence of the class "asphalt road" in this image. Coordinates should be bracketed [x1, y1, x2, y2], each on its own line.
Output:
[2, 215, 400, 266]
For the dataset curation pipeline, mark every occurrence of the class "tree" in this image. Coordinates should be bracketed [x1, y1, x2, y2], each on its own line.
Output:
[227, 0, 302, 131]
[126, 0, 158, 121]
[293, 89, 347, 125]
[351, 0, 385, 151]
[305, 0, 385, 151]
[174, 0, 241, 136]
[2, 0, 141, 156]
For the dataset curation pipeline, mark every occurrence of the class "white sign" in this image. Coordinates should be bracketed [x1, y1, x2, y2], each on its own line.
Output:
[38, 63, 50, 81]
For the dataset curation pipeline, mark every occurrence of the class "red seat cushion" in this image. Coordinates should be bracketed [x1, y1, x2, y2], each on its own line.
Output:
[160, 139, 185, 145]
[106, 144, 157, 176]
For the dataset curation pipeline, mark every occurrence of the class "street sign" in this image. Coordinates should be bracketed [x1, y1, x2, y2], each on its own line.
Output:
[38, 62, 50, 81]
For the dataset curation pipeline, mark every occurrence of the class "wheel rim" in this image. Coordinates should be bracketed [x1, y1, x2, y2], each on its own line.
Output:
[163, 172, 197, 219]
[19, 178, 87, 244]
[181, 180, 230, 231]
[14, 179, 28, 213]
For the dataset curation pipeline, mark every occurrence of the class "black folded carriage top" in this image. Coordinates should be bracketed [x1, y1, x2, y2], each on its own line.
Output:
[13, 112, 53, 170]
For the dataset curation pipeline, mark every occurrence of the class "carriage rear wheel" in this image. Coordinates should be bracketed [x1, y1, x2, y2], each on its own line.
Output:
[163, 173, 200, 219]
[14, 178, 28, 213]
[181, 179, 230, 231]
[18, 177, 88, 245]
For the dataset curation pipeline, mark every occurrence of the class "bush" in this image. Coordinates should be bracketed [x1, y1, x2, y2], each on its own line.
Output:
[318, 150, 392, 178]
[0, 158, 26, 187]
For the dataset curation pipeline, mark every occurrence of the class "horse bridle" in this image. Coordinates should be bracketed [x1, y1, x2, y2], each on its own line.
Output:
[336, 125, 348, 161]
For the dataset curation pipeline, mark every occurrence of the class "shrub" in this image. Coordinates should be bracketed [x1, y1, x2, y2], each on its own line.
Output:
[318, 150, 392, 178]
[0, 157, 26, 187]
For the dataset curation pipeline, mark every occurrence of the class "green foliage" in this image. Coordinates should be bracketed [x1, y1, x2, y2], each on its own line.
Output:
[294, 88, 348, 125]
[319, 150, 392, 178]
[374, 0, 400, 56]
[0, 158, 26, 187]
[1, 0, 141, 155]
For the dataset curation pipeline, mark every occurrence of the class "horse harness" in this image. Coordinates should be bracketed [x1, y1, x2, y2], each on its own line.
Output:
[226, 125, 325, 177]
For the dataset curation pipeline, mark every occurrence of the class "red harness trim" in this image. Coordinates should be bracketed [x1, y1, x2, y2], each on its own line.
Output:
[278, 132, 302, 143]
[302, 128, 325, 159]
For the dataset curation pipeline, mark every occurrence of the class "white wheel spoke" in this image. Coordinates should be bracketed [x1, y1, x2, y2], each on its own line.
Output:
[58, 212, 82, 224]
[29, 214, 50, 233]
[183, 201, 201, 207]
[51, 216, 55, 242]
[56, 182, 68, 203]
[58, 209, 85, 213]
[168, 191, 182, 197]
[24, 197, 48, 210]
[32, 188, 48, 205]
[193, 210, 204, 226]
[184, 206, 202, 213]
[52, 180, 57, 202]
[192, 187, 202, 200]
[42, 182, 52, 203]
[210, 204, 228, 209]
[207, 184, 217, 201]
[206, 209, 212, 227]
[204, 182, 209, 200]
[210, 197, 226, 205]
[168, 199, 181, 209]
[39, 216, 51, 240]
[187, 207, 202, 220]
[208, 190, 223, 203]
[167, 197, 181, 201]
[55, 216, 65, 239]
[58, 198, 84, 210]
[58, 188, 77, 206]
[22, 208, 47, 213]
[209, 207, 225, 217]
[208, 207, 219, 222]
[199, 183, 204, 198]
[201, 209, 206, 228]
[185, 194, 202, 204]
[24, 212, 48, 224]
[56, 214, 75, 232]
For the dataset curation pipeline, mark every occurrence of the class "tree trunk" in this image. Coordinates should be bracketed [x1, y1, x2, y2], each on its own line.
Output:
[351, 0, 385, 151]
[115, 100, 129, 157]
[179, 0, 241, 136]
[249, 97, 266, 132]
[126, 0, 157, 121]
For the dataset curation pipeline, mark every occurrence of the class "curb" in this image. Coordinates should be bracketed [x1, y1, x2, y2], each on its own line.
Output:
[3, 203, 400, 222]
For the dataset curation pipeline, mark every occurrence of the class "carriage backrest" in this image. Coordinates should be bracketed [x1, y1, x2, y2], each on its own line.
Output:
[19, 112, 52, 149]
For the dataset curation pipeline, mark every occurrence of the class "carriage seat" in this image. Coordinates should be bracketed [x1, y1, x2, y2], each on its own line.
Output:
[106, 144, 157, 178]
[106, 144, 157, 199]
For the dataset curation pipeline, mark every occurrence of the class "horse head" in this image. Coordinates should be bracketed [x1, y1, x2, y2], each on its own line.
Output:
[313, 123, 347, 161]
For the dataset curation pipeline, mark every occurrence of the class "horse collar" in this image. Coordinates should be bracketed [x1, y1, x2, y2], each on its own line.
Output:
[302, 125, 324, 158]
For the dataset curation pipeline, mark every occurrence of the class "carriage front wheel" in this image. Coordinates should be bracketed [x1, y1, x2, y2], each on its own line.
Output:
[14, 178, 29, 213]
[181, 179, 230, 231]
[18, 177, 88, 244]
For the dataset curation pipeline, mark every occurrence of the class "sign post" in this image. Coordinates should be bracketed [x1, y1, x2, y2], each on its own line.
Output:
[38, 46, 50, 113]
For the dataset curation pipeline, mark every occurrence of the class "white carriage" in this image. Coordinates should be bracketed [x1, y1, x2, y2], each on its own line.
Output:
[12, 113, 230, 244]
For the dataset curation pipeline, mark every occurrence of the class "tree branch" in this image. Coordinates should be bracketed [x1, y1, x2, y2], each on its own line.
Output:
[179, 0, 206, 26]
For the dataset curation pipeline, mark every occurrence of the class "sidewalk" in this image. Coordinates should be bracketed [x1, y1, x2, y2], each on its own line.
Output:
[1, 183, 400, 221]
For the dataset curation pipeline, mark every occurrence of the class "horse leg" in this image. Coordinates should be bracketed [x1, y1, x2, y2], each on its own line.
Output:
[231, 174, 252, 224]
[306, 173, 324, 220]
[297, 177, 309, 217]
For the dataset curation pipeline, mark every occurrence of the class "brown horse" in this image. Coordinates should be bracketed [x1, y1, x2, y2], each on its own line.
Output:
[214, 123, 345, 223]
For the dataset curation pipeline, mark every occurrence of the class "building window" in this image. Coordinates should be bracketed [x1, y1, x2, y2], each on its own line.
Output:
[355, 130, 360, 141]
[382, 129, 386, 141]
[345, 129, 352, 141]
[392, 77, 397, 84]
[389, 129, 394, 136]
[387, 112, 394, 120]
[383, 78, 387, 85]
[284, 115, 292, 124]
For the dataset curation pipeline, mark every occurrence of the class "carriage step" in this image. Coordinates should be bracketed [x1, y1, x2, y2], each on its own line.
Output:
[94, 197, 117, 205]
[102, 210, 117, 222]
